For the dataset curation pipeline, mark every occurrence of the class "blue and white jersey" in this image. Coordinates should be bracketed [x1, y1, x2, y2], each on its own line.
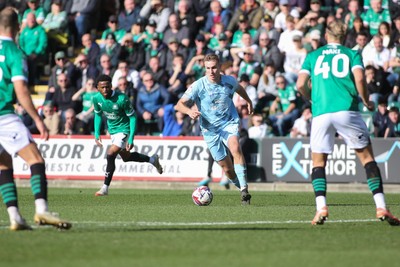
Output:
[183, 75, 240, 133]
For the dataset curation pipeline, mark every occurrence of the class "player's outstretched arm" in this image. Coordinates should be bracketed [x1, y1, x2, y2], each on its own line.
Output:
[175, 98, 201, 119]
[353, 68, 374, 111]
[14, 80, 49, 141]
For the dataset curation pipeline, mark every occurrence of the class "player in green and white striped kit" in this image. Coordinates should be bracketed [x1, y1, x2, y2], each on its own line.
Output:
[93, 74, 163, 196]
[297, 20, 400, 226]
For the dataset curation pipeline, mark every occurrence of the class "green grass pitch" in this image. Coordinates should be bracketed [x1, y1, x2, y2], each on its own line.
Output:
[1, 188, 400, 267]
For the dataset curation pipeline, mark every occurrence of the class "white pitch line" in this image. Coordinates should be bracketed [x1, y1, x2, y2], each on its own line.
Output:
[0, 219, 378, 230]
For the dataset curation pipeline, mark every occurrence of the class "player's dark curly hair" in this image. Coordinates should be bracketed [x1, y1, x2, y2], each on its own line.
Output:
[96, 74, 112, 87]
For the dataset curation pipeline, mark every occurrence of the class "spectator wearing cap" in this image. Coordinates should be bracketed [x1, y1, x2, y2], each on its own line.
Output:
[69, 0, 100, 45]
[100, 32, 121, 69]
[204, 0, 231, 35]
[163, 13, 190, 47]
[226, 0, 263, 38]
[253, 32, 283, 71]
[21, 0, 46, 29]
[187, 33, 212, 61]
[131, 17, 147, 44]
[283, 34, 307, 85]
[277, 15, 303, 54]
[145, 32, 168, 69]
[140, 0, 172, 33]
[212, 33, 233, 63]
[47, 51, 78, 100]
[140, 56, 168, 87]
[362, 0, 391, 36]
[255, 14, 280, 43]
[81, 33, 100, 68]
[19, 12, 48, 87]
[177, 0, 198, 43]
[384, 106, 400, 138]
[42, 0, 68, 52]
[263, 0, 280, 20]
[118, 0, 141, 32]
[119, 33, 146, 71]
[101, 15, 126, 46]
[165, 37, 188, 72]
[274, 0, 300, 32]
[230, 14, 257, 48]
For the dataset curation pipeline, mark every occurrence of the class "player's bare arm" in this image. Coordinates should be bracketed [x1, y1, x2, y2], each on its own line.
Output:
[353, 68, 374, 111]
[175, 99, 201, 119]
[296, 73, 311, 100]
[236, 84, 254, 115]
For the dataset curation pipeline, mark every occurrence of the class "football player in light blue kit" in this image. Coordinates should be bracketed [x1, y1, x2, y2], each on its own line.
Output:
[175, 54, 253, 204]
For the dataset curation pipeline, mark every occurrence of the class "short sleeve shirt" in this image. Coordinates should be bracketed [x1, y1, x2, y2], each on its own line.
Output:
[300, 43, 363, 117]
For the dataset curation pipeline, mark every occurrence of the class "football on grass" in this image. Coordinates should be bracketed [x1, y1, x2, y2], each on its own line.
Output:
[192, 186, 213, 206]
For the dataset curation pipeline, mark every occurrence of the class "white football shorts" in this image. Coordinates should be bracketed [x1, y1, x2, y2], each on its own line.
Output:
[0, 114, 34, 155]
[311, 111, 370, 154]
[110, 132, 128, 149]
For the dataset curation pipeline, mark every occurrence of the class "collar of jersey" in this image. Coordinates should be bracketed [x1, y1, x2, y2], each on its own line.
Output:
[0, 36, 13, 41]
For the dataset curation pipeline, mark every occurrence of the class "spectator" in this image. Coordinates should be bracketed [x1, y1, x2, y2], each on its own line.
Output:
[177, 0, 198, 42]
[130, 17, 147, 44]
[283, 34, 307, 85]
[119, 33, 145, 71]
[255, 63, 279, 113]
[142, 19, 161, 47]
[100, 32, 121, 69]
[42, 0, 69, 52]
[165, 37, 188, 72]
[362, 35, 391, 73]
[42, 101, 61, 135]
[365, 65, 390, 106]
[373, 99, 389, 137]
[206, 22, 225, 50]
[235, 73, 258, 108]
[388, 76, 400, 104]
[384, 106, 400, 137]
[230, 15, 257, 48]
[255, 14, 280, 43]
[253, 31, 283, 71]
[47, 51, 78, 100]
[115, 76, 136, 106]
[290, 105, 312, 138]
[389, 15, 400, 48]
[112, 60, 140, 90]
[232, 48, 262, 87]
[118, 0, 141, 32]
[268, 75, 300, 136]
[140, 56, 168, 87]
[50, 73, 78, 121]
[61, 108, 83, 135]
[140, 0, 171, 33]
[81, 33, 100, 68]
[184, 54, 205, 81]
[72, 78, 97, 134]
[167, 53, 188, 102]
[15, 103, 39, 134]
[19, 12, 48, 86]
[204, 0, 230, 35]
[100, 15, 126, 46]
[277, 15, 303, 55]
[343, 0, 362, 29]
[263, 0, 280, 20]
[187, 33, 211, 61]
[145, 32, 168, 69]
[21, 0, 45, 29]
[211, 33, 232, 63]
[136, 72, 170, 134]
[163, 13, 190, 48]
[344, 16, 370, 49]
[97, 54, 115, 77]
[191, 0, 211, 30]
[74, 53, 99, 90]
[375, 21, 391, 48]
[226, 0, 263, 38]
[162, 103, 186, 136]
[362, 0, 391, 36]
[248, 113, 269, 138]
[69, 0, 100, 44]
[352, 31, 369, 53]
[274, 0, 300, 33]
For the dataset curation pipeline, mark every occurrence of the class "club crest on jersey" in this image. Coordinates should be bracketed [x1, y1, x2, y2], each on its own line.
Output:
[113, 104, 118, 110]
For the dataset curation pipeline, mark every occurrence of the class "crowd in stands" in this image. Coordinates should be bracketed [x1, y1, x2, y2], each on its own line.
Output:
[3, 0, 400, 138]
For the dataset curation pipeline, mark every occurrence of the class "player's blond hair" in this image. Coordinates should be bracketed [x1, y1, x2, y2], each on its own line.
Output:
[204, 54, 220, 64]
[326, 20, 347, 43]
